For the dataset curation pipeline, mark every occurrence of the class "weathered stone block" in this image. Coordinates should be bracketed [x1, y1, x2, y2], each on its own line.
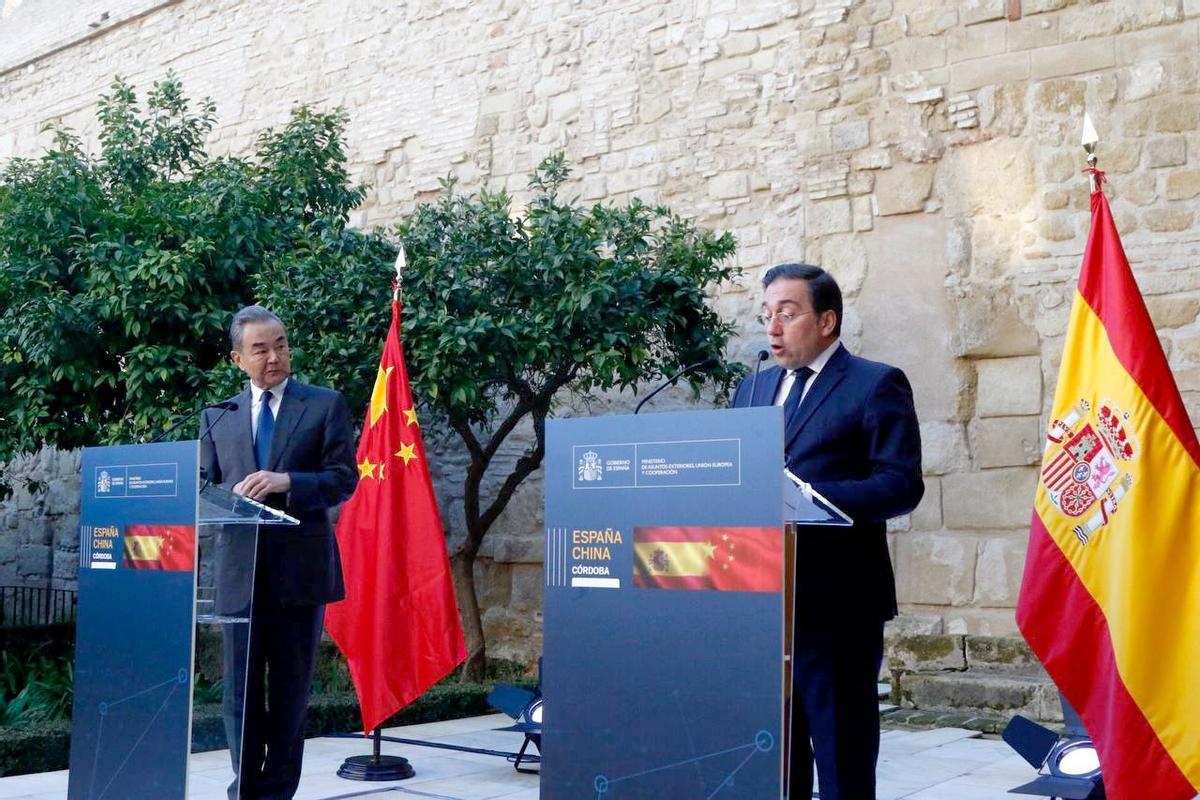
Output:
[708, 171, 749, 200]
[1146, 295, 1200, 329]
[960, 0, 1005, 26]
[965, 636, 1040, 670]
[805, 198, 852, 235]
[1146, 136, 1187, 168]
[1155, 98, 1200, 132]
[888, 634, 966, 672]
[949, 19, 1005, 63]
[1145, 207, 1195, 232]
[508, 563, 543, 612]
[875, 162, 936, 216]
[1031, 38, 1115, 80]
[910, 477, 943, 531]
[832, 119, 869, 151]
[950, 52, 1031, 92]
[921, 421, 970, 476]
[973, 534, 1026, 607]
[1165, 170, 1200, 201]
[952, 291, 1040, 358]
[899, 672, 1047, 714]
[969, 416, 1041, 468]
[1008, 15, 1059, 52]
[888, 37, 948, 73]
[942, 468, 1038, 529]
[975, 356, 1042, 417]
[893, 533, 976, 606]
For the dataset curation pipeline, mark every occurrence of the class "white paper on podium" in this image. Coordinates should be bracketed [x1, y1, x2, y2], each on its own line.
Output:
[783, 468, 853, 526]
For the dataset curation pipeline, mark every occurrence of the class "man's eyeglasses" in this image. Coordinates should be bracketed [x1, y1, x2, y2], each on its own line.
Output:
[756, 310, 815, 327]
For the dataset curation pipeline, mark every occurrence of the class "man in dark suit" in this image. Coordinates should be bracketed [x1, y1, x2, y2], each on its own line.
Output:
[200, 305, 358, 800]
[731, 264, 923, 800]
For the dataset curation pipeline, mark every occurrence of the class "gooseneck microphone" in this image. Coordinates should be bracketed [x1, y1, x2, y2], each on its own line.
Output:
[151, 400, 239, 443]
[746, 349, 769, 407]
[634, 357, 722, 415]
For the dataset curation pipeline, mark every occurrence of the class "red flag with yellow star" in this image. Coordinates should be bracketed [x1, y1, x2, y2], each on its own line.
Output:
[324, 299, 466, 734]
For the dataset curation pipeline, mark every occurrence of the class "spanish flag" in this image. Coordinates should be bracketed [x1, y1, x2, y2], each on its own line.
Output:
[633, 526, 782, 592]
[1017, 179, 1200, 799]
[122, 524, 196, 572]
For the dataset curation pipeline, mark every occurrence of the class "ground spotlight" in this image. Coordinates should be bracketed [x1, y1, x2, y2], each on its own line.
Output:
[486, 659, 543, 774]
[1003, 695, 1104, 799]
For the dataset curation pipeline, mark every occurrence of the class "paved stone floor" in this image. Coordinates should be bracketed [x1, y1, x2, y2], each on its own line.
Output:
[0, 714, 1047, 799]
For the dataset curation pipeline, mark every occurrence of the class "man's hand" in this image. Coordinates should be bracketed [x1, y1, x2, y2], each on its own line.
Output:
[233, 471, 291, 501]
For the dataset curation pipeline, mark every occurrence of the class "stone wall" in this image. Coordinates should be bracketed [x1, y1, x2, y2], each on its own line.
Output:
[0, 448, 81, 591]
[3, 0, 1200, 665]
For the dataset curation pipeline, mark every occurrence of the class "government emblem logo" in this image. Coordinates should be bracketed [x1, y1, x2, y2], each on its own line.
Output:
[97, 470, 112, 494]
[1041, 398, 1137, 545]
[578, 450, 603, 482]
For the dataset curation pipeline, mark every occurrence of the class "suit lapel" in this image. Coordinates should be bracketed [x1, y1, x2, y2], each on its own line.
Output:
[754, 367, 785, 407]
[784, 345, 849, 454]
[267, 380, 308, 471]
[230, 386, 256, 476]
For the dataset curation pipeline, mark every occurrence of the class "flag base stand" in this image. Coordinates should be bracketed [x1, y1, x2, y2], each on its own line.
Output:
[336, 727, 415, 781]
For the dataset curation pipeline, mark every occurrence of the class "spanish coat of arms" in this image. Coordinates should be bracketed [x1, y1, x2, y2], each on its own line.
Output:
[1041, 398, 1137, 545]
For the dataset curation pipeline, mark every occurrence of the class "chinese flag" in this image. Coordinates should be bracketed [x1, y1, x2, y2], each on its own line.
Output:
[325, 299, 466, 734]
[1016, 179, 1200, 799]
[632, 526, 782, 592]
[122, 524, 195, 571]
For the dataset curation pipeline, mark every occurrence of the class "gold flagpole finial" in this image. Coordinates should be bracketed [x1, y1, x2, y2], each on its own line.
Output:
[393, 245, 407, 302]
[1081, 112, 1100, 192]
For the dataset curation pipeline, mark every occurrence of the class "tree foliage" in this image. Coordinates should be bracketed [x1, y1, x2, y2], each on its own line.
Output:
[0, 75, 392, 460]
[397, 154, 742, 678]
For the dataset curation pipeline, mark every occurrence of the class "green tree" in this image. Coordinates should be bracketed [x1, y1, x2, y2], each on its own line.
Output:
[394, 155, 742, 679]
[0, 75, 390, 460]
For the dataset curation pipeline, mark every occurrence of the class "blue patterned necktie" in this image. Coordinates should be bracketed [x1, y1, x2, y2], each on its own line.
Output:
[782, 366, 814, 423]
[254, 389, 275, 469]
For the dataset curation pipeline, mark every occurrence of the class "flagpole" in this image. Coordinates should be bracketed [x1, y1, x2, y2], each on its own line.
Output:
[394, 244, 406, 302]
[1081, 111, 1100, 193]
[335, 242, 416, 784]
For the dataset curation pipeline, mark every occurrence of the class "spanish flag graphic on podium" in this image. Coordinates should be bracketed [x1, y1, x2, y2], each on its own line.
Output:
[633, 526, 782, 592]
[1016, 177, 1200, 800]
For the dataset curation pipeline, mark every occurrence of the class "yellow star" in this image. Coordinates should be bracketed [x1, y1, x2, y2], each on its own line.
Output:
[702, 541, 716, 559]
[395, 442, 418, 465]
[357, 458, 378, 479]
[403, 407, 419, 427]
[369, 366, 394, 427]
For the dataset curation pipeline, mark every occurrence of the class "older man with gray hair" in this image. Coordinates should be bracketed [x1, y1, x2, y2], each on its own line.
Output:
[201, 305, 357, 800]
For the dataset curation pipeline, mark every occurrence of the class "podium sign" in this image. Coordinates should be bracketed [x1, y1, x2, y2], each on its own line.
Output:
[69, 441, 200, 799]
[543, 407, 785, 799]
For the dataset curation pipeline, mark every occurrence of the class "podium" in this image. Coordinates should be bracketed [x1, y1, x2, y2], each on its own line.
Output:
[541, 406, 849, 799]
[67, 440, 296, 800]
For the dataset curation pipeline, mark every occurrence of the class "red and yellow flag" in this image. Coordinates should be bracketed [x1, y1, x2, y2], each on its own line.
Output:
[324, 299, 466, 734]
[632, 526, 782, 592]
[122, 524, 195, 571]
[1017, 182, 1200, 799]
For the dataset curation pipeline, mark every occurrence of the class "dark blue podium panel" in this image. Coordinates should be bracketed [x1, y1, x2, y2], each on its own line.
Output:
[68, 442, 199, 800]
[543, 407, 784, 799]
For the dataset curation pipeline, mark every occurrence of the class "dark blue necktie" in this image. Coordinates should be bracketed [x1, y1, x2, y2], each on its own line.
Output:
[782, 366, 814, 423]
[254, 390, 274, 469]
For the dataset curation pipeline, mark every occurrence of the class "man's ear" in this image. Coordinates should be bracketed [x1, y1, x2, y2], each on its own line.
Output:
[818, 310, 839, 337]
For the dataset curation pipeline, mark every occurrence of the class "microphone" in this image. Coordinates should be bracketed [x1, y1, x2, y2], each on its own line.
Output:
[634, 357, 721, 415]
[745, 349, 769, 408]
[151, 401, 239, 444]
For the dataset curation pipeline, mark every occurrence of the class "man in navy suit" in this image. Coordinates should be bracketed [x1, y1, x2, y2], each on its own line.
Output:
[201, 305, 357, 800]
[731, 264, 923, 800]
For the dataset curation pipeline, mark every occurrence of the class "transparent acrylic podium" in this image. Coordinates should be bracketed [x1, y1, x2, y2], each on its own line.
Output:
[194, 480, 298, 800]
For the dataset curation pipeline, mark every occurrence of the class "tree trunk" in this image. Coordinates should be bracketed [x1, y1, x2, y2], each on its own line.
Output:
[452, 551, 487, 682]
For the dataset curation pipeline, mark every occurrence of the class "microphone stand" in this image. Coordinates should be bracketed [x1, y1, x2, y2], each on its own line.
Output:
[634, 358, 720, 415]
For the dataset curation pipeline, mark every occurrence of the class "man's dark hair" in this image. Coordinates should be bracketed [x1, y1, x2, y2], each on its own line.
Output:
[762, 263, 843, 336]
[229, 305, 285, 350]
